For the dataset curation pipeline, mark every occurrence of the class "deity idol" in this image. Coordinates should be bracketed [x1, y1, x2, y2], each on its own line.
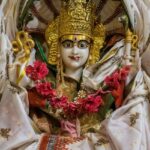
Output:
[45, 0, 105, 100]
[1, 0, 150, 150]
[21, 0, 134, 137]
[27, 0, 106, 135]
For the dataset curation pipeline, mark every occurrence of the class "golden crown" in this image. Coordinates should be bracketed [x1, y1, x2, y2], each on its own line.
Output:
[59, 0, 95, 38]
[45, 0, 105, 65]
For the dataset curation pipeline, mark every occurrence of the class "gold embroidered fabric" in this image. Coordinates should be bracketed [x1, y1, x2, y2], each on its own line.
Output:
[0, 128, 11, 140]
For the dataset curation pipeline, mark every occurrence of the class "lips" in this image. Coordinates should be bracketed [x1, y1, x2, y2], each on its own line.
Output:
[69, 56, 80, 61]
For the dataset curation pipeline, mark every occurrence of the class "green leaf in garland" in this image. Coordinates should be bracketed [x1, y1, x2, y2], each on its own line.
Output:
[34, 39, 48, 63]
[33, 38, 57, 87]
[98, 93, 115, 121]
[45, 100, 50, 110]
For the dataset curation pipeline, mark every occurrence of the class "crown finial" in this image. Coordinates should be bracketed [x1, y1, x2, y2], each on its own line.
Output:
[59, 0, 95, 38]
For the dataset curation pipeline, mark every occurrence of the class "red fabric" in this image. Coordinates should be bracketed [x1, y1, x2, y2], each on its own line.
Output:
[28, 88, 47, 108]
[112, 81, 125, 108]
[39, 134, 50, 150]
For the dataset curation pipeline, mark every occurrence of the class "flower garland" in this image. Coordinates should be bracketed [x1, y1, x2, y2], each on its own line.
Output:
[104, 65, 130, 107]
[26, 60, 130, 119]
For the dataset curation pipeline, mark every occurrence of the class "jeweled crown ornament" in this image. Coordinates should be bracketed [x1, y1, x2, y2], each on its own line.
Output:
[59, 0, 95, 38]
[45, 0, 105, 65]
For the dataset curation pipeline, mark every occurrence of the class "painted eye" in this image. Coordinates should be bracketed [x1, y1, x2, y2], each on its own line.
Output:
[78, 40, 89, 49]
[62, 40, 73, 48]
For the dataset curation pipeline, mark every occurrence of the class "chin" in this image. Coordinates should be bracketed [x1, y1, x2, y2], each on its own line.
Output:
[66, 63, 83, 70]
[68, 65, 82, 70]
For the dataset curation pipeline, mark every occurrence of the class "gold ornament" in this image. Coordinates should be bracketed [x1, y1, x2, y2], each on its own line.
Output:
[125, 29, 138, 50]
[45, 18, 59, 65]
[59, 0, 95, 38]
[131, 35, 138, 51]
[125, 29, 133, 43]
[89, 24, 106, 64]
[11, 31, 35, 84]
[77, 90, 87, 99]
[12, 31, 35, 63]
[45, 0, 106, 65]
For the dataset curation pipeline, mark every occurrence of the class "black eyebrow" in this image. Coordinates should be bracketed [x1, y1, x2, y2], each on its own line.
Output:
[78, 40, 90, 43]
[61, 40, 73, 43]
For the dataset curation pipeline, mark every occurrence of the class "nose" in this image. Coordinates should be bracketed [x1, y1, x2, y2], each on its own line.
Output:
[71, 45, 78, 55]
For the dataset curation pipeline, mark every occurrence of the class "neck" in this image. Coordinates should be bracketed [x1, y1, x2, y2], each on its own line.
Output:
[64, 67, 83, 82]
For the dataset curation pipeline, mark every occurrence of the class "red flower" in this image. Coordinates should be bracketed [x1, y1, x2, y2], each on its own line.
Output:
[81, 95, 103, 113]
[64, 102, 77, 112]
[50, 96, 68, 108]
[63, 102, 82, 118]
[112, 81, 125, 108]
[119, 66, 130, 80]
[104, 66, 130, 108]
[104, 66, 130, 89]
[104, 72, 120, 89]
[36, 82, 56, 97]
[26, 60, 49, 81]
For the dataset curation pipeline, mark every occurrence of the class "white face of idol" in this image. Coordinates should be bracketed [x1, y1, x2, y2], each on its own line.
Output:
[60, 35, 90, 71]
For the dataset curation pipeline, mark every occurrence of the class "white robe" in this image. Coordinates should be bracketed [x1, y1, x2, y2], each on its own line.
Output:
[68, 71, 150, 150]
